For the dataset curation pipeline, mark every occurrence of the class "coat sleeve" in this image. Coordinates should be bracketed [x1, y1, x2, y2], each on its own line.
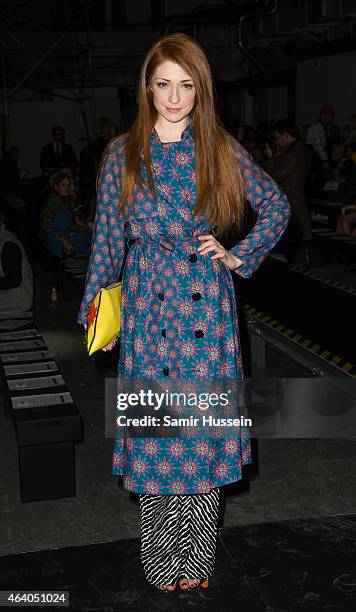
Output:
[77, 139, 126, 325]
[229, 139, 291, 278]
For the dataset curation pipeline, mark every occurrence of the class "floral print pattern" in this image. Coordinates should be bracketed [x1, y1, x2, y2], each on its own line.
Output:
[78, 122, 291, 494]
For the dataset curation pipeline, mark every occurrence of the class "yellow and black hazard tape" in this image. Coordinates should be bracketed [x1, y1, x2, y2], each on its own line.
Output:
[271, 255, 356, 295]
[285, 264, 356, 296]
[243, 304, 356, 377]
[269, 253, 356, 296]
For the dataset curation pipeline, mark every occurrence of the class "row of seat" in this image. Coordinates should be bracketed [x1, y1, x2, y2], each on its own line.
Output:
[0, 314, 82, 503]
[309, 198, 356, 264]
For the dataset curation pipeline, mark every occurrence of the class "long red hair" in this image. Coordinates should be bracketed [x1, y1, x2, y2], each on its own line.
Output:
[119, 32, 245, 238]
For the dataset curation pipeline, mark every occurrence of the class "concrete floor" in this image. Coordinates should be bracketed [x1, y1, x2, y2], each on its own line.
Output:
[1, 257, 356, 557]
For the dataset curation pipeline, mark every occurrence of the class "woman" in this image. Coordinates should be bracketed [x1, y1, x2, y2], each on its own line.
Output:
[77, 33, 291, 592]
[42, 172, 92, 258]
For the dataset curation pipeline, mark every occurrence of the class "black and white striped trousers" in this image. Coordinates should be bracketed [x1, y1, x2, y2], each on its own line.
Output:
[139, 488, 220, 586]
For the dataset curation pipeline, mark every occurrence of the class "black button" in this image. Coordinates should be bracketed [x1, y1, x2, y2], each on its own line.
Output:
[189, 253, 197, 263]
[194, 330, 204, 338]
[163, 367, 169, 376]
[158, 291, 164, 301]
[161, 329, 166, 337]
[192, 292, 201, 301]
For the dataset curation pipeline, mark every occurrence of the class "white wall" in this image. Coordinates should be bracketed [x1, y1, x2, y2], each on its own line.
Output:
[9, 87, 121, 177]
[296, 51, 356, 129]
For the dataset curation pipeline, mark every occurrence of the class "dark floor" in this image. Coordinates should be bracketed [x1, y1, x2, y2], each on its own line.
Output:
[1, 249, 356, 611]
[1, 514, 356, 611]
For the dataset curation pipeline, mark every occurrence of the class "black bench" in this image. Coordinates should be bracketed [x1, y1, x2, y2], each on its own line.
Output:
[0, 316, 83, 503]
[310, 228, 356, 267]
[308, 198, 356, 230]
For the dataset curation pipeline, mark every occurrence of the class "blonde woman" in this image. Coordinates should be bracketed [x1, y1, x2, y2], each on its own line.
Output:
[78, 33, 290, 592]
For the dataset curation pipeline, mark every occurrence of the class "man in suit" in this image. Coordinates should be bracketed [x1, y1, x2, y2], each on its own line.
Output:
[40, 126, 78, 176]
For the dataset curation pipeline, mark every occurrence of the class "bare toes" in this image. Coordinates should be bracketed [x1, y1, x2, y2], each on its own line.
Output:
[179, 578, 190, 590]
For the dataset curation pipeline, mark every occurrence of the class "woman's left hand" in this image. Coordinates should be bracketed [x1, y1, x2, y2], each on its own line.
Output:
[102, 333, 120, 352]
[197, 234, 240, 270]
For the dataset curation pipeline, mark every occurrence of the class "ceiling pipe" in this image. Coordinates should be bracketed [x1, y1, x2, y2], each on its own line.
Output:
[237, 1, 279, 72]
[214, 0, 261, 8]
[265, 0, 279, 16]
[163, 0, 277, 73]
[164, 0, 265, 32]
[192, 1, 259, 14]
[9, 7, 87, 98]
[237, 12, 265, 72]
[164, 11, 250, 33]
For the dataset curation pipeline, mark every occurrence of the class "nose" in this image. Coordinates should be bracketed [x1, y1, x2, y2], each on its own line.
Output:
[168, 85, 180, 104]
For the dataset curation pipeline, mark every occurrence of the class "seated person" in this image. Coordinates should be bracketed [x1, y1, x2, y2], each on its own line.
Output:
[50, 164, 88, 221]
[334, 142, 356, 203]
[41, 172, 92, 258]
[0, 213, 33, 318]
[336, 209, 356, 236]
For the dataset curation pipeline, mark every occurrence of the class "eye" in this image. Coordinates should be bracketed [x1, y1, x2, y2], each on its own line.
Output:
[157, 82, 168, 88]
[182, 84, 194, 89]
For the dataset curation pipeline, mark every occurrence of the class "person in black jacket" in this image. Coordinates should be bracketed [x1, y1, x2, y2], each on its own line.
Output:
[40, 126, 78, 176]
[263, 120, 312, 270]
[78, 117, 117, 220]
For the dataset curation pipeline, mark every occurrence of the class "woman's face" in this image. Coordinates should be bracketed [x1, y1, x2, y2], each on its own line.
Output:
[149, 60, 196, 126]
[55, 178, 71, 198]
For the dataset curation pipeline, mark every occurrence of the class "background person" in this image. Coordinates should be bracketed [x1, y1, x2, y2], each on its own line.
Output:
[306, 104, 335, 194]
[336, 209, 356, 236]
[79, 117, 117, 220]
[0, 213, 33, 318]
[40, 126, 78, 176]
[263, 119, 312, 270]
[41, 172, 91, 258]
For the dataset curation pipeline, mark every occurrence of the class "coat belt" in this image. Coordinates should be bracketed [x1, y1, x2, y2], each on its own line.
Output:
[127, 232, 205, 253]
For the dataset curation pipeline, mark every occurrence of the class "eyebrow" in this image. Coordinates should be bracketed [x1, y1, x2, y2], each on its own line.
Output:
[153, 77, 194, 82]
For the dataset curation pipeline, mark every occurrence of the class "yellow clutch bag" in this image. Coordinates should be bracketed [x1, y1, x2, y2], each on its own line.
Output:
[85, 282, 122, 356]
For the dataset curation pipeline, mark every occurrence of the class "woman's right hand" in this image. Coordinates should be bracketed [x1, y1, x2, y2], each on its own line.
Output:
[102, 334, 120, 352]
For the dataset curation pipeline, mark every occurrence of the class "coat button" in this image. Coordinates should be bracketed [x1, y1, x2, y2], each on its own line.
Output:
[163, 367, 169, 376]
[161, 329, 166, 337]
[158, 291, 164, 301]
[192, 292, 201, 301]
[189, 253, 197, 263]
[194, 330, 204, 338]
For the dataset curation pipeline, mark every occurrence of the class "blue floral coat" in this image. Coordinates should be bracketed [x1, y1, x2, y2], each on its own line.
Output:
[78, 122, 291, 495]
